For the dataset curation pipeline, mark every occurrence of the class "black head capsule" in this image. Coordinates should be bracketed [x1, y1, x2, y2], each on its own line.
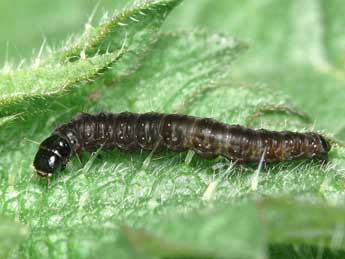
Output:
[33, 134, 72, 177]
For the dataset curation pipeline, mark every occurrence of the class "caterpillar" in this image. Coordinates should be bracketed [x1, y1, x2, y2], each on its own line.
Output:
[33, 112, 331, 177]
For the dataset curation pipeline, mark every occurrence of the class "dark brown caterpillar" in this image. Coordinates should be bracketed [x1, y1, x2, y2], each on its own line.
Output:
[33, 112, 331, 177]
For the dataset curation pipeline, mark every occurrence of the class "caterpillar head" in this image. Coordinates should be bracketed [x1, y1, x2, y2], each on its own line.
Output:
[33, 135, 71, 177]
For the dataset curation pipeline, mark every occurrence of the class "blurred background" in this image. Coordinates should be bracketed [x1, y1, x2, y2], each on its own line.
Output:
[1, 0, 344, 137]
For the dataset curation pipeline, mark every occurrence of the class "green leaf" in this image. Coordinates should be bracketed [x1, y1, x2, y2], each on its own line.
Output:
[0, 52, 123, 117]
[56, 0, 182, 62]
[261, 199, 345, 249]
[90, 30, 247, 114]
[0, 28, 252, 258]
[2, 25, 344, 257]
[0, 114, 21, 127]
[94, 198, 345, 258]
[164, 0, 345, 137]
[121, 204, 265, 259]
[1, 1, 345, 259]
[0, 215, 28, 259]
[0, 0, 181, 119]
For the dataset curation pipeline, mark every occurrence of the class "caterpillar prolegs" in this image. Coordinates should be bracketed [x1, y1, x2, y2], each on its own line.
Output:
[33, 112, 331, 177]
